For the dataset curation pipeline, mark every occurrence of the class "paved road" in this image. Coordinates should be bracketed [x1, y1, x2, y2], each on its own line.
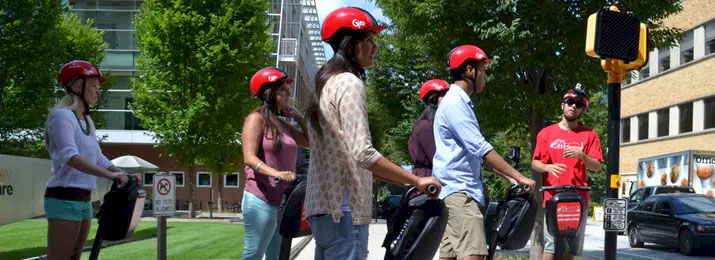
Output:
[293, 219, 715, 260]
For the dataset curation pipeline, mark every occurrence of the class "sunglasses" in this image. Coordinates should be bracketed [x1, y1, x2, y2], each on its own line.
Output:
[563, 98, 586, 109]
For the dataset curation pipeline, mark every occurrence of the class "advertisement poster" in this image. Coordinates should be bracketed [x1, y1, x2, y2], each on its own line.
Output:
[637, 152, 689, 188]
[693, 154, 715, 195]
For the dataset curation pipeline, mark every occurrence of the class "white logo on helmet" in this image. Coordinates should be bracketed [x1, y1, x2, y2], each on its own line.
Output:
[434, 85, 444, 90]
[476, 53, 485, 59]
[352, 19, 366, 29]
[268, 75, 279, 82]
[84, 69, 96, 75]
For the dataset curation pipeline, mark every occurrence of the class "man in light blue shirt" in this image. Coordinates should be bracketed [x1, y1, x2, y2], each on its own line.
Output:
[433, 45, 535, 260]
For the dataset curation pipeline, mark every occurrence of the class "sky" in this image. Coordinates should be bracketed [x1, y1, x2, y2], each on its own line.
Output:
[314, 0, 390, 59]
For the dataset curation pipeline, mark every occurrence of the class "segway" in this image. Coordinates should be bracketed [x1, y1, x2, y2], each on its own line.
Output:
[484, 146, 538, 260]
[275, 174, 311, 260]
[89, 175, 146, 260]
[540, 185, 591, 260]
[485, 184, 537, 260]
[382, 184, 442, 260]
[275, 148, 312, 260]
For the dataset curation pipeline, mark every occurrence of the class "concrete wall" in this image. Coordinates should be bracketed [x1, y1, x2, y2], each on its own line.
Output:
[662, 0, 715, 30]
[0, 154, 112, 226]
[621, 57, 715, 117]
[0, 155, 51, 225]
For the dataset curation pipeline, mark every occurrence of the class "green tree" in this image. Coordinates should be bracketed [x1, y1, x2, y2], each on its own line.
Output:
[0, 0, 106, 158]
[133, 0, 271, 216]
[369, 1, 682, 257]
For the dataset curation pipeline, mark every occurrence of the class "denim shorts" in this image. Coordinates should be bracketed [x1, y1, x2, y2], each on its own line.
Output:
[44, 197, 93, 221]
[308, 211, 369, 260]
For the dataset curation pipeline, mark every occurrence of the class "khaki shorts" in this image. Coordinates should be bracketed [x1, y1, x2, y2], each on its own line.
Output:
[439, 192, 488, 259]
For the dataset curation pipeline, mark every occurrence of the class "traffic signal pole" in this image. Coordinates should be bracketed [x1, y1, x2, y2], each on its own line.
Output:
[604, 59, 626, 260]
[586, 5, 647, 258]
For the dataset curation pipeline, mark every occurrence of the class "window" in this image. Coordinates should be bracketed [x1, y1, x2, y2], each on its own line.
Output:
[680, 30, 694, 64]
[679, 103, 693, 134]
[705, 97, 715, 130]
[638, 114, 649, 140]
[641, 199, 656, 212]
[197, 172, 212, 187]
[170, 171, 184, 187]
[621, 118, 631, 143]
[658, 47, 670, 72]
[655, 201, 672, 215]
[706, 21, 715, 55]
[225, 173, 239, 188]
[657, 108, 669, 137]
[639, 61, 650, 79]
[629, 189, 645, 205]
[143, 172, 155, 186]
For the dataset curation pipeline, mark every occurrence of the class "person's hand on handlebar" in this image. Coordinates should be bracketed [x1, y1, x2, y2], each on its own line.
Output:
[111, 172, 129, 185]
[516, 176, 536, 192]
[415, 176, 441, 199]
[274, 171, 296, 183]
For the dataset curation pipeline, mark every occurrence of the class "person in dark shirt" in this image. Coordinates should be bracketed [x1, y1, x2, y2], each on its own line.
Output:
[408, 79, 450, 177]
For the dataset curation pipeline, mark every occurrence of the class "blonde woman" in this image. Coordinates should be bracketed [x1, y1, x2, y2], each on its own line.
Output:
[45, 61, 130, 260]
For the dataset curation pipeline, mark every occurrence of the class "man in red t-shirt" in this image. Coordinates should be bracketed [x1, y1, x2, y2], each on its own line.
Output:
[532, 84, 604, 260]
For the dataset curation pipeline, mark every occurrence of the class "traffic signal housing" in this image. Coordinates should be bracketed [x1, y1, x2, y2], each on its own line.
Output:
[586, 7, 647, 68]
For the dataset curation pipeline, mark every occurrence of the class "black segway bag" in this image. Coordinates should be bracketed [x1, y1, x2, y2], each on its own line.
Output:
[278, 177, 311, 238]
[96, 175, 146, 241]
[493, 185, 537, 250]
[382, 187, 447, 260]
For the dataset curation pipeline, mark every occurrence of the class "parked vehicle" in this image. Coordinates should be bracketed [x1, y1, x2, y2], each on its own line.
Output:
[627, 186, 695, 211]
[627, 193, 715, 255]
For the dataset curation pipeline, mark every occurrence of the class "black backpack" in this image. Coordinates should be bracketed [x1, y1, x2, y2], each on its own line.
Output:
[486, 185, 537, 260]
[278, 175, 312, 238]
[96, 175, 146, 241]
[382, 187, 447, 260]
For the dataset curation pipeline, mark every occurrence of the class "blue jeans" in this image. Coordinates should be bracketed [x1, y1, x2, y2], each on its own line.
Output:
[242, 192, 282, 260]
[308, 211, 369, 260]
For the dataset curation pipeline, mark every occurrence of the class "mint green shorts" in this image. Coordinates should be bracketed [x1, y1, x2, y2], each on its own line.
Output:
[44, 197, 93, 221]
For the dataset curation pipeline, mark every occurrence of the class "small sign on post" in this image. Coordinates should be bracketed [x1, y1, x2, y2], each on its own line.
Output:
[153, 174, 175, 260]
[603, 198, 627, 232]
[153, 175, 176, 216]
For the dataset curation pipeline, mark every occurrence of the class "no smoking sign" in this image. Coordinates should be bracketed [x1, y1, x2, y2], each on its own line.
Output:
[153, 175, 176, 216]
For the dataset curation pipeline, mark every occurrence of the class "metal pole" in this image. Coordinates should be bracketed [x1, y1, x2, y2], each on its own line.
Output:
[604, 80, 621, 260]
[210, 188, 213, 219]
[157, 216, 167, 260]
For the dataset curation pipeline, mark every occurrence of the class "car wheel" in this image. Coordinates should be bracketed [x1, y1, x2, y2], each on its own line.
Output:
[628, 225, 644, 248]
[679, 229, 695, 255]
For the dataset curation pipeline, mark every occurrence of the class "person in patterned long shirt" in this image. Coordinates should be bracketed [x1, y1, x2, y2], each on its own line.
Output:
[303, 7, 441, 260]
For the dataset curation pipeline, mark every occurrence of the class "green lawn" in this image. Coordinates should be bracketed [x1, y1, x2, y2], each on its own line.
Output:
[0, 219, 245, 260]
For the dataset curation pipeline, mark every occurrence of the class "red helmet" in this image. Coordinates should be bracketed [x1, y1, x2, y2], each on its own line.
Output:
[447, 45, 492, 70]
[563, 85, 589, 107]
[321, 7, 385, 42]
[249, 67, 293, 97]
[57, 60, 106, 86]
[419, 79, 450, 100]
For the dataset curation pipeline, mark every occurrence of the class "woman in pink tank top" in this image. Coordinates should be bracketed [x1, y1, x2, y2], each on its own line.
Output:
[240, 67, 309, 260]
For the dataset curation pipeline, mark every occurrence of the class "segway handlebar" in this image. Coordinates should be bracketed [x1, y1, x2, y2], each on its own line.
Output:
[274, 176, 283, 183]
[539, 185, 591, 192]
[426, 184, 438, 195]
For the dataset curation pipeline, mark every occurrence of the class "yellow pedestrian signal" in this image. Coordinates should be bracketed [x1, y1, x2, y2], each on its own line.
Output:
[610, 175, 622, 189]
[585, 6, 647, 68]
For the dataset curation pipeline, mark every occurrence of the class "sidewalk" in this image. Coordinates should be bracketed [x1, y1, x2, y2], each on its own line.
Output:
[293, 218, 605, 260]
